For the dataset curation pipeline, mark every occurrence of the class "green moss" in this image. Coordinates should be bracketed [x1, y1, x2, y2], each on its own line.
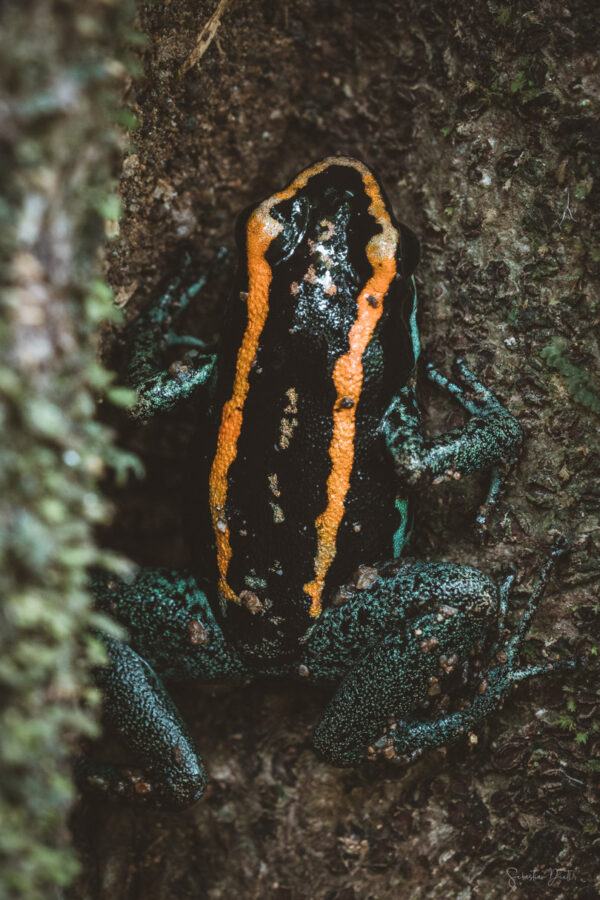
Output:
[0, 1, 137, 897]
[556, 714, 576, 731]
[540, 338, 600, 415]
[495, 6, 512, 27]
[510, 70, 528, 94]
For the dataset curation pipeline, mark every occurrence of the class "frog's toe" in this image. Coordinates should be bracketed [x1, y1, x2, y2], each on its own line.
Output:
[451, 357, 473, 379]
[549, 533, 571, 558]
[75, 758, 207, 809]
[504, 656, 578, 685]
[423, 361, 448, 388]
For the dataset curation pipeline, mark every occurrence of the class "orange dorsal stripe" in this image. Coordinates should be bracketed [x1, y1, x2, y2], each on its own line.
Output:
[303, 172, 398, 616]
[209, 158, 398, 611]
[207, 216, 273, 603]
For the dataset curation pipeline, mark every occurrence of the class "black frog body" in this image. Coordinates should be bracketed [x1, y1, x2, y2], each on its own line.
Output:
[86, 157, 574, 808]
[208, 158, 420, 658]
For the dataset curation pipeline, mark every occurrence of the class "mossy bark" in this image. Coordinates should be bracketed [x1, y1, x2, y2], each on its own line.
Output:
[0, 2, 136, 898]
[7, 1, 598, 898]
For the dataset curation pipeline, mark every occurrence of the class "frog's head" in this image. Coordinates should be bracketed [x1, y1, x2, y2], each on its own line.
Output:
[233, 157, 419, 360]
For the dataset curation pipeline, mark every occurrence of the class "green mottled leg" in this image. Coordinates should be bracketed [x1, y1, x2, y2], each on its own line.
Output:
[127, 248, 229, 419]
[307, 560, 499, 765]
[375, 654, 576, 765]
[381, 359, 523, 536]
[78, 636, 207, 808]
[310, 541, 574, 767]
[81, 569, 247, 807]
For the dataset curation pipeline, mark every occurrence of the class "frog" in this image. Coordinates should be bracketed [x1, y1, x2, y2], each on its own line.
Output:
[84, 156, 575, 808]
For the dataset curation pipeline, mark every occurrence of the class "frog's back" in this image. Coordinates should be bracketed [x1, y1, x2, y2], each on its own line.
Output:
[207, 158, 419, 660]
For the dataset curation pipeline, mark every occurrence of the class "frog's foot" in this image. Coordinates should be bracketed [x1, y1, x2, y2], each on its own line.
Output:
[81, 636, 207, 809]
[127, 246, 231, 420]
[383, 359, 523, 509]
[369, 536, 575, 763]
[503, 533, 570, 663]
[426, 358, 523, 541]
[474, 460, 516, 543]
[369, 655, 577, 764]
[497, 565, 517, 635]
[132, 353, 217, 420]
[75, 758, 205, 808]
[426, 358, 512, 418]
[164, 332, 210, 350]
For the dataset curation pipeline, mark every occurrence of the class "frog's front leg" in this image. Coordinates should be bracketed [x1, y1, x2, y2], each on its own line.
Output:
[307, 543, 571, 767]
[381, 359, 523, 536]
[127, 249, 229, 420]
[79, 569, 248, 808]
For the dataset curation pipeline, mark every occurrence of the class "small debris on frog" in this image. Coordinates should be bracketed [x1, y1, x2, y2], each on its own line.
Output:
[353, 565, 379, 590]
[239, 589, 263, 614]
[188, 620, 210, 645]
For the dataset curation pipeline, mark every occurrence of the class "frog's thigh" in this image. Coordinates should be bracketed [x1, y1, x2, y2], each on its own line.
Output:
[83, 569, 247, 806]
[306, 561, 498, 680]
[93, 568, 246, 682]
[308, 561, 498, 767]
[80, 636, 207, 808]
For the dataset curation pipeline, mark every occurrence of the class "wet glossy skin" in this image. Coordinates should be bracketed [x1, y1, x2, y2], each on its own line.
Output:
[85, 158, 575, 808]
[208, 160, 420, 657]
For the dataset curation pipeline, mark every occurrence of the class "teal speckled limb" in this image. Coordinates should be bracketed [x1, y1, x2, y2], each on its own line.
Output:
[79, 570, 248, 806]
[310, 538, 571, 767]
[79, 636, 208, 806]
[371, 652, 575, 766]
[381, 358, 523, 536]
[127, 249, 229, 419]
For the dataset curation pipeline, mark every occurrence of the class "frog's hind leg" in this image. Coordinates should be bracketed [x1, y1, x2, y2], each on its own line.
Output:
[383, 537, 577, 764]
[307, 543, 573, 768]
[370, 648, 576, 767]
[305, 560, 500, 766]
[79, 568, 247, 807]
[77, 636, 208, 808]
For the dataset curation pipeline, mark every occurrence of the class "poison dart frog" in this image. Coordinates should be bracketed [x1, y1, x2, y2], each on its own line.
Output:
[85, 157, 575, 808]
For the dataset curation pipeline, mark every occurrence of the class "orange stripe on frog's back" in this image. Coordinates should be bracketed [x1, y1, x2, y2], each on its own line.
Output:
[208, 159, 398, 613]
[303, 171, 398, 617]
[209, 158, 333, 603]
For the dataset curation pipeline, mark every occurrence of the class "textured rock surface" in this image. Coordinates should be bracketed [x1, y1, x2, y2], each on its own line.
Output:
[72, 1, 599, 897]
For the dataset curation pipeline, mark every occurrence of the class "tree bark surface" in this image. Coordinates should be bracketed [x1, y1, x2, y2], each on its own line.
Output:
[71, 2, 599, 898]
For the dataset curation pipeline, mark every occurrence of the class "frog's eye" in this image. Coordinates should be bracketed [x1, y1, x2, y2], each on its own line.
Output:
[270, 196, 311, 264]
[399, 223, 420, 278]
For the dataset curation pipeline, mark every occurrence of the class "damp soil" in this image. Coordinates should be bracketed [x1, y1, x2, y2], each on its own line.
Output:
[71, 2, 600, 898]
